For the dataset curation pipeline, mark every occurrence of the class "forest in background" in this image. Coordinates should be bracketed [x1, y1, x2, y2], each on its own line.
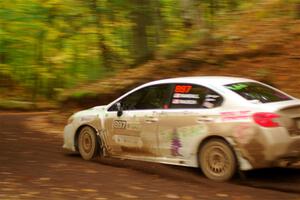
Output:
[0, 0, 300, 109]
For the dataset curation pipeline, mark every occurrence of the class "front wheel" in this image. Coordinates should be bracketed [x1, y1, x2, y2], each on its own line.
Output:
[78, 126, 99, 160]
[199, 139, 237, 182]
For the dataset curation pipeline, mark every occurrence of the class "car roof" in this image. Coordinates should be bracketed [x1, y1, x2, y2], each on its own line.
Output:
[144, 76, 256, 87]
[107, 76, 261, 107]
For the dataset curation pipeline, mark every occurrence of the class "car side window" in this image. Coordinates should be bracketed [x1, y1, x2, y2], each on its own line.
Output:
[170, 84, 223, 109]
[108, 84, 172, 111]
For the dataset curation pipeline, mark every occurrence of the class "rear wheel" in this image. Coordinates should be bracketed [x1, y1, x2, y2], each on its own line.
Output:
[199, 139, 237, 182]
[78, 126, 99, 160]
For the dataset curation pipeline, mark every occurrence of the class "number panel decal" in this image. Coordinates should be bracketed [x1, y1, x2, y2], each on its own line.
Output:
[112, 120, 127, 129]
[175, 85, 192, 93]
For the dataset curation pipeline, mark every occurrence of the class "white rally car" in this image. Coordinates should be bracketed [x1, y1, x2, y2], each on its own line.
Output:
[63, 76, 300, 181]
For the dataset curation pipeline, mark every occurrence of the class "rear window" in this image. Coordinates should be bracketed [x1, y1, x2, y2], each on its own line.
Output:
[225, 82, 292, 103]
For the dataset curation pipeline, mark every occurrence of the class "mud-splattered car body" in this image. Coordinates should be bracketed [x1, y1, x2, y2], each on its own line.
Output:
[63, 76, 300, 181]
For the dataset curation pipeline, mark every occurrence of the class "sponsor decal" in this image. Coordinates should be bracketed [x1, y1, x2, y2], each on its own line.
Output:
[226, 83, 248, 91]
[112, 120, 127, 129]
[159, 125, 208, 157]
[113, 135, 143, 148]
[178, 124, 207, 137]
[173, 93, 200, 99]
[202, 94, 220, 108]
[161, 125, 207, 139]
[171, 128, 182, 157]
[126, 122, 141, 131]
[221, 111, 251, 121]
[202, 101, 214, 108]
[80, 116, 95, 122]
[172, 99, 197, 105]
[204, 94, 220, 102]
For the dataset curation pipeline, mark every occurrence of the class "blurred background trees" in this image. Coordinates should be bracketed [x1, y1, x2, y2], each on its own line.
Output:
[0, 0, 299, 105]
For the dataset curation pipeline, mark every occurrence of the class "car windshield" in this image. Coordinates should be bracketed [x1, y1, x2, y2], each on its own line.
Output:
[224, 82, 292, 103]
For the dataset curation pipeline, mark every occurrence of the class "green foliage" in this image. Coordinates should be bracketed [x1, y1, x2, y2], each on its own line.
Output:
[0, 0, 265, 101]
[0, 99, 34, 110]
[70, 91, 98, 100]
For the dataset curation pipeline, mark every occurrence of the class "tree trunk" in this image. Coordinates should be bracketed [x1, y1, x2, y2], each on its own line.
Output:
[296, 3, 300, 19]
[228, 0, 238, 10]
[131, 0, 153, 65]
[0, 22, 7, 65]
[88, 0, 111, 70]
[0, 51, 6, 65]
[30, 30, 45, 103]
[153, 0, 162, 47]
[180, 0, 202, 29]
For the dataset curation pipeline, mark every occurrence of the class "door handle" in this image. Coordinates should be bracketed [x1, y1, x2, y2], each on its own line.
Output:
[197, 117, 213, 123]
[145, 117, 159, 123]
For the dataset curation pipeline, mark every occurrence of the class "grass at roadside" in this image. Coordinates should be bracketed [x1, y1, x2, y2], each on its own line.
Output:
[0, 99, 58, 111]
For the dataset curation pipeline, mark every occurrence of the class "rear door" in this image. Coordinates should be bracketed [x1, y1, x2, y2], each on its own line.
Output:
[157, 83, 223, 162]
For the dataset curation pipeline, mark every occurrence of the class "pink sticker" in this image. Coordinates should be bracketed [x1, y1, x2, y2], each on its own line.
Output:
[221, 111, 251, 121]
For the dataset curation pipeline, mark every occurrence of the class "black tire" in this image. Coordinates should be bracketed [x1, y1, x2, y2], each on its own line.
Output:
[78, 126, 99, 160]
[199, 139, 237, 182]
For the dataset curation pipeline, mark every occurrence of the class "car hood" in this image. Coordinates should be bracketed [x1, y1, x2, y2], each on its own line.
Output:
[73, 105, 107, 118]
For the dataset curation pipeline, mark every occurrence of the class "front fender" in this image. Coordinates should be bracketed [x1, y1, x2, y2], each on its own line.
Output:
[73, 115, 104, 150]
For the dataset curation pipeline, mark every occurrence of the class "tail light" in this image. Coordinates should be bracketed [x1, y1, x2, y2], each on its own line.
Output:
[252, 112, 280, 127]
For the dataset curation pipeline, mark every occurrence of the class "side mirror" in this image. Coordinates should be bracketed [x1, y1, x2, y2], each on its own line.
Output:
[116, 102, 123, 117]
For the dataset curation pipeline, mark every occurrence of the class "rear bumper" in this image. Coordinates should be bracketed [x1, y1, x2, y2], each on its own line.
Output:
[261, 127, 300, 167]
[272, 137, 300, 167]
[238, 126, 300, 169]
[274, 155, 300, 167]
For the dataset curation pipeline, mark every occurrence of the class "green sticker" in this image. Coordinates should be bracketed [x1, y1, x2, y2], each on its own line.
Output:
[227, 84, 248, 91]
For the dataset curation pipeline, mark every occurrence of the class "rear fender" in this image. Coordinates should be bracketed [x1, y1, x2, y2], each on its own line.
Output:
[225, 137, 253, 171]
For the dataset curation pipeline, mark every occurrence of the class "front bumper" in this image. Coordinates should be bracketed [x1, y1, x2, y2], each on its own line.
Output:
[63, 123, 77, 151]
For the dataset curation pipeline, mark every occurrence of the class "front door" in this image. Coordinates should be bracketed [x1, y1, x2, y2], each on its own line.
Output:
[104, 83, 172, 158]
[104, 110, 160, 157]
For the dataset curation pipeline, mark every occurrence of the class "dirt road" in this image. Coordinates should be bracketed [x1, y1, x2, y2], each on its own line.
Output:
[0, 112, 300, 200]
